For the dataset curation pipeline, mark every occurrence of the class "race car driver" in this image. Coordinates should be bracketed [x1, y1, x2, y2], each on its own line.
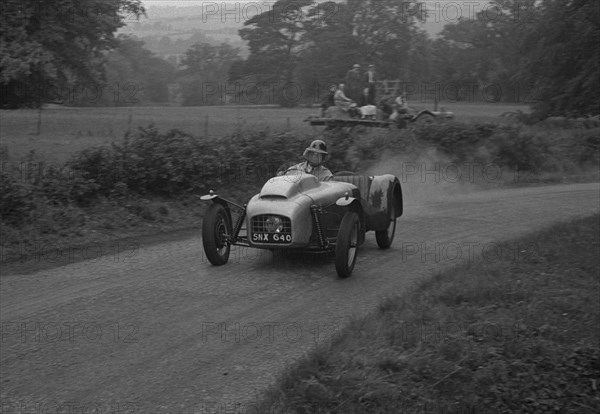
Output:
[285, 139, 334, 181]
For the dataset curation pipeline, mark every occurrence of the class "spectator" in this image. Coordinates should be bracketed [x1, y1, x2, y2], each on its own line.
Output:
[365, 64, 377, 105]
[360, 87, 370, 107]
[334, 83, 355, 111]
[345, 63, 362, 102]
[378, 92, 395, 119]
[320, 84, 337, 117]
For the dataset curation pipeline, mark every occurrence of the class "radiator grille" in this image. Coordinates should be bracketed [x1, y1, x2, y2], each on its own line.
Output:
[251, 215, 291, 234]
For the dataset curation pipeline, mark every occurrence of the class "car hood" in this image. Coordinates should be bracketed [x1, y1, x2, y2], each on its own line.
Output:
[259, 175, 356, 206]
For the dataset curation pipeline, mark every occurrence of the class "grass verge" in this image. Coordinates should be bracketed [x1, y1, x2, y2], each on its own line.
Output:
[0, 196, 206, 274]
[255, 215, 600, 413]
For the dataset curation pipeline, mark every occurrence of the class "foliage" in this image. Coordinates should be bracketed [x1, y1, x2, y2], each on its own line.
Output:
[67, 126, 314, 198]
[346, 0, 425, 79]
[236, 0, 428, 106]
[0, 172, 36, 226]
[63, 35, 176, 106]
[294, 1, 364, 100]
[518, 0, 600, 117]
[409, 122, 498, 163]
[432, 0, 526, 103]
[2, 122, 598, 233]
[432, 0, 599, 116]
[105, 36, 175, 105]
[177, 42, 240, 106]
[238, 0, 313, 106]
[0, 0, 145, 108]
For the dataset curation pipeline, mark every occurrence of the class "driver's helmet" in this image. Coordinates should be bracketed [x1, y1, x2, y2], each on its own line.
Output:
[303, 139, 330, 167]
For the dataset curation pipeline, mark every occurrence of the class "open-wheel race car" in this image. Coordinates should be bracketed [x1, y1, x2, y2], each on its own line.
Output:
[200, 170, 403, 278]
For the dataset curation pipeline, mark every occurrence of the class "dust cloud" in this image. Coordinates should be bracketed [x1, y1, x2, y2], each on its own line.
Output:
[364, 148, 508, 211]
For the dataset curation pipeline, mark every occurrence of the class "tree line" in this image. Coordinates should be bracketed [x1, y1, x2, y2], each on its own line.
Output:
[1, 0, 597, 117]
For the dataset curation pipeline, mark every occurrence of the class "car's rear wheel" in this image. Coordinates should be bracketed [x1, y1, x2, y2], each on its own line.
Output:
[375, 204, 396, 249]
[202, 203, 232, 265]
[335, 211, 360, 278]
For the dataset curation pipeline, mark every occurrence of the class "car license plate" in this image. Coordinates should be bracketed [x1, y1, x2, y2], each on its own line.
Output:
[252, 233, 291, 244]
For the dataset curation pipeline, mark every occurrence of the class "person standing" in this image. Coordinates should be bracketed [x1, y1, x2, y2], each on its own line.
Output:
[365, 64, 377, 105]
[345, 63, 362, 102]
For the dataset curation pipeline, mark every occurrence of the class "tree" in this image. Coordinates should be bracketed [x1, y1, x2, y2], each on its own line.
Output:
[238, 0, 312, 106]
[347, 0, 425, 80]
[100, 36, 175, 105]
[180, 43, 240, 79]
[178, 43, 240, 105]
[295, 1, 363, 100]
[518, 0, 599, 116]
[432, 0, 526, 103]
[432, 0, 599, 115]
[0, 0, 144, 108]
[296, 0, 426, 103]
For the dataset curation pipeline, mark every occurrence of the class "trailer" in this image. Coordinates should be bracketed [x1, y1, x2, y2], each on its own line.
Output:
[305, 108, 454, 132]
[305, 115, 392, 131]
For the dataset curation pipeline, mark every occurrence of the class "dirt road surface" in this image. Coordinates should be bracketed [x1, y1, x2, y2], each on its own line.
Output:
[1, 183, 598, 413]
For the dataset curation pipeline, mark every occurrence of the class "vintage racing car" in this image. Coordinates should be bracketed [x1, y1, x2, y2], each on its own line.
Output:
[200, 170, 403, 277]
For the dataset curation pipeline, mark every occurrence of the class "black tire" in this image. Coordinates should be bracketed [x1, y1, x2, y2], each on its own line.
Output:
[375, 204, 396, 249]
[202, 203, 232, 265]
[335, 211, 360, 278]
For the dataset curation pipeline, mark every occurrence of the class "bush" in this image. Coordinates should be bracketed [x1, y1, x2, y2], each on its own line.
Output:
[489, 128, 551, 172]
[67, 126, 318, 198]
[67, 126, 222, 197]
[2, 121, 596, 234]
[410, 122, 499, 163]
[574, 128, 600, 166]
[67, 146, 121, 197]
[0, 173, 36, 226]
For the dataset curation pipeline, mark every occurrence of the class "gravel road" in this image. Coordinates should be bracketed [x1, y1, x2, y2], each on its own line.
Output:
[1, 182, 598, 413]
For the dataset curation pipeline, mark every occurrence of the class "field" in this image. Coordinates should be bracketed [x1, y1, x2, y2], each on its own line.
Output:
[0, 102, 529, 163]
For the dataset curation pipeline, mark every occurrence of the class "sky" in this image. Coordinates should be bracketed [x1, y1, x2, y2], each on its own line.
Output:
[143, 0, 262, 6]
[139, 1, 494, 37]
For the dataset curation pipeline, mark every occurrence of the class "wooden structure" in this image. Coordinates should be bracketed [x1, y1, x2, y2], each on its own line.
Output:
[305, 116, 391, 130]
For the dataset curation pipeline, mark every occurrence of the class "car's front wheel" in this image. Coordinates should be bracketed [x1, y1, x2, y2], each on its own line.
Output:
[335, 211, 360, 278]
[375, 204, 396, 249]
[202, 203, 232, 265]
